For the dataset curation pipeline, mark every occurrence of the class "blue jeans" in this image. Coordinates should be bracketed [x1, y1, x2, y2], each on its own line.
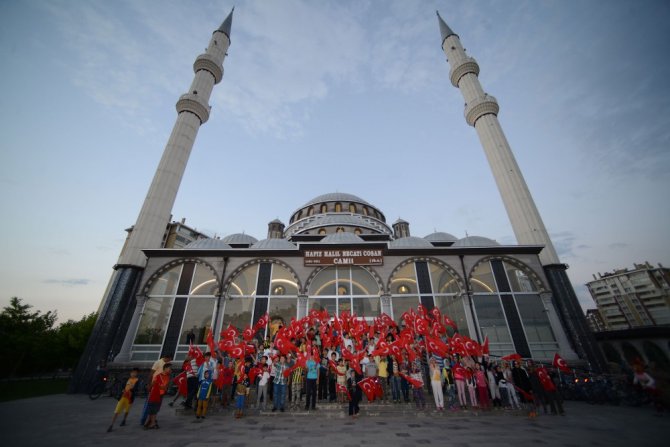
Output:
[273, 383, 286, 410]
[391, 376, 401, 401]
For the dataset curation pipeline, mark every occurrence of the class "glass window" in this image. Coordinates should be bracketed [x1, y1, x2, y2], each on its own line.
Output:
[134, 297, 174, 345]
[514, 294, 555, 343]
[473, 295, 511, 343]
[338, 297, 353, 315]
[221, 297, 254, 330]
[429, 263, 461, 294]
[308, 207, 314, 216]
[270, 264, 299, 296]
[148, 265, 181, 296]
[179, 297, 216, 344]
[228, 264, 259, 296]
[504, 262, 537, 292]
[318, 228, 326, 235]
[353, 296, 380, 317]
[335, 203, 342, 212]
[389, 263, 418, 295]
[434, 295, 469, 337]
[391, 295, 419, 324]
[310, 298, 337, 316]
[320, 204, 327, 213]
[350, 267, 380, 296]
[349, 204, 356, 213]
[190, 264, 218, 295]
[267, 297, 297, 332]
[309, 267, 337, 296]
[471, 262, 498, 293]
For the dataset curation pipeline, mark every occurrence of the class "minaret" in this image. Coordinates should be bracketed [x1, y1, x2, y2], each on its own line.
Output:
[69, 9, 234, 392]
[436, 12, 607, 371]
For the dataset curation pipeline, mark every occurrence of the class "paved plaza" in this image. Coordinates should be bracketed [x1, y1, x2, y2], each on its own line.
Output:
[1, 394, 668, 446]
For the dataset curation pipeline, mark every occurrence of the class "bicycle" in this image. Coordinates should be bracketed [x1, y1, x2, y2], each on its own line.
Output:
[89, 373, 123, 400]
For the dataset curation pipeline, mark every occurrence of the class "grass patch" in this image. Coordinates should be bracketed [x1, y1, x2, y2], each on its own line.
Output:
[0, 378, 70, 402]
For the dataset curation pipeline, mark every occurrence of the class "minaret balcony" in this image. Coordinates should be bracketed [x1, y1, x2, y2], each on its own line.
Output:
[449, 57, 480, 87]
[194, 53, 224, 84]
[176, 93, 210, 124]
[464, 94, 499, 126]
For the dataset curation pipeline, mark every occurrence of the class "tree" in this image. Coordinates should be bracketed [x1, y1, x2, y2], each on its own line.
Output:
[0, 297, 57, 378]
[53, 312, 97, 371]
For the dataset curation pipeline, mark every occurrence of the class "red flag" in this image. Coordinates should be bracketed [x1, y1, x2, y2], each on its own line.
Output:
[553, 353, 570, 373]
[188, 343, 205, 366]
[430, 307, 442, 323]
[173, 372, 188, 397]
[371, 340, 390, 357]
[229, 342, 247, 359]
[221, 324, 239, 340]
[463, 337, 482, 356]
[254, 312, 269, 331]
[482, 336, 490, 355]
[443, 315, 458, 330]
[502, 353, 522, 361]
[399, 372, 423, 389]
[242, 325, 255, 342]
[358, 377, 380, 401]
[380, 313, 396, 328]
[337, 383, 351, 401]
[536, 366, 556, 392]
[215, 363, 225, 389]
[417, 304, 428, 318]
[415, 317, 430, 336]
[426, 335, 449, 357]
[206, 329, 216, 354]
[274, 334, 297, 356]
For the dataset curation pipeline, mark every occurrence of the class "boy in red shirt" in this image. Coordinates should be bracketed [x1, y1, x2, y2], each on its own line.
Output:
[144, 363, 171, 429]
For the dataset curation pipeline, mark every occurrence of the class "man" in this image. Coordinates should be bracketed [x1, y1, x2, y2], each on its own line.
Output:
[183, 353, 198, 409]
[271, 355, 288, 412]
[305, 352, 319, 411]
[144, 363, 171, 430]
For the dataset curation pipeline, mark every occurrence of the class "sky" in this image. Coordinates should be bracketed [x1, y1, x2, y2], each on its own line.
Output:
[1, 0, 669, 323]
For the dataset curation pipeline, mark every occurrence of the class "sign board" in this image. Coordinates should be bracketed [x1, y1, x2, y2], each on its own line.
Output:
[304, 249, 383, 266]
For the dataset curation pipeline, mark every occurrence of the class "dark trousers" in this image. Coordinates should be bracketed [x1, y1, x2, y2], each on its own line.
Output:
[349, 391, 360, 415]
[185, 376, 198, 407]
[328, 377, 337, 401]
[305, 378, 317, 409]
[318, 371, 328, 399]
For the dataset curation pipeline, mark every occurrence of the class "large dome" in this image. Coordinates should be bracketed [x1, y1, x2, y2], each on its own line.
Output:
[221, 233, 258, 246]
[251, 238, 297, 250]
[185, 238, 232, 249]
[424, 231, 458, 243]
[389, 236, 434, 249]
[299, 192, 374, 209]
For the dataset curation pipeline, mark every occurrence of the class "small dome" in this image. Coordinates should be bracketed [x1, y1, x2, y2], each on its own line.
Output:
[393, 218, 409, 225]
[221, 233, 258, 245]
[185, 238, 232, 249]
[251, 238, 297, 250]
[452, 236, 500, 247]
[389, 236, 434, 248]
[321, 233, 365, 244]
[424, 232, 458, 243]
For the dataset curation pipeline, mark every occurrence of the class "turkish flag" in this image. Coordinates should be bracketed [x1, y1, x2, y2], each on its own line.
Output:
[371, 340, 390, 357]
[553, 353, 570, 373]
[380, 313, 396, 328]
[358, 377, 378, 401]
[443, 315, 458, 330]
[242, 325, 255, 342]
[400, 372, 423, 389]
[415, 317, 430, 336]
[218, 338, 235, 353]
[406, 346, 418, 363]
[501, 353, 522, 361]
[249, 366, 261, 385]
[417, 304, 428, 318]
[463, 338, 481, 357]
[388, 341, 404, 362]
[431, 321, 446, 337]
[253, 313, 269, 331]
[215, 363, 225, 388]
[229, 343, 247, 359]
[426, 336, 449, 357]
[274, 335, 297, 356]
[173, 372, 188, 397]
[482, 336, 490, 355]
[221, 324, 239, 340]
[206, 329, 216, 354]
[337, 383, 351, 401]
[430, 307, 442, 323]
[536, 366, 556, 392]
[188, 343, 205, 366]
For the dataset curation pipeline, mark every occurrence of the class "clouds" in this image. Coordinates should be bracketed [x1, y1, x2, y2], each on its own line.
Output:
[43, 278, 91, 286]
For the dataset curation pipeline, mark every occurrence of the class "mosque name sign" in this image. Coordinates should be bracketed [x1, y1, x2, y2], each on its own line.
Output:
[303, 249, 383, 266]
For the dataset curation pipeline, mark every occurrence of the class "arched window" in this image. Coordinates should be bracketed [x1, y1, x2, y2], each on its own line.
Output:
[336, 227, 344, 233]
[320, 204, 327, 213]
[335, 202, 342, 212]
[389, 260, 465, 335]
[362, 207, 368, 216]
[308, 266, 380, 317]
[349, 203, 357, 213]
[308, 206, 314, 216]
[318, 228, 327, 235]
[354, 228, 362, 235]
[224, 262, 299, 338]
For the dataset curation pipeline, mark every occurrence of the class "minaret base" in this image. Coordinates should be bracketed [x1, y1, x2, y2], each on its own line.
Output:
[543, 264, 609, 372]
[68, 266, 143, 393]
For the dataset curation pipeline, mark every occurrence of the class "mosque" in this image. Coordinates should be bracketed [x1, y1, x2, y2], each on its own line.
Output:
[69, 8, 607, 391]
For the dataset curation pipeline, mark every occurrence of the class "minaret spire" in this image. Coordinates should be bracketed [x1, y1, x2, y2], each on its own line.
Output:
[437, 18, 608, 372]
[218, 6, 234, 40]
[69, 13, 234, 392]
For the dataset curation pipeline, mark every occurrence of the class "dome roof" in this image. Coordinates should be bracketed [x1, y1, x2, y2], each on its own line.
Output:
[389, 236, 434, 248]
[424, 231, 458, 243]
[251, 238, 297, 250]
[452, 236, 500, 247]
[300, 192, 374, 209]
[221, 233, 258, 245]
[185, 238, 232, 249]
[285, 213, 393, 236]
[321, 232, 365, 244]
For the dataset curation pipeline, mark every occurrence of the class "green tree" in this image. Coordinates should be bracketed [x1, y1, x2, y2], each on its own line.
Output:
[53, 312, 97, 371]
[0, 297, 57, 378]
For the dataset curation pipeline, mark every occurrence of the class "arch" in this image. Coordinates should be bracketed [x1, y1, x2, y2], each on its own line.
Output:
[386, 257, 465, 294]
[222, 258, 303, 296]
[349, 203, 357, 213]
[335, 202, 342, 212]
[621, 342, 645, 366]
[601, 342, 623, 365]
[320, 203, 328, 213]
[304, 265, 384, 297]
[642, 340, 670, 370]
[468, 256, 548, 293]
[141, 258, 220, 296]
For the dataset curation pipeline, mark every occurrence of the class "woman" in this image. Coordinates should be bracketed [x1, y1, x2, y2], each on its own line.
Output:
[429, 358, 444, 411]
[474, 363, 490, 409]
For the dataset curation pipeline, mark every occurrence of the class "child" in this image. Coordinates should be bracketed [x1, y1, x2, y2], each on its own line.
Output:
[107, 368, 139, 432]
[256, 364, 270, 410]
[195, 370, 214, 420]
[410, 367, 426, 410]
[234, 382, 247, 418]
[336, 359, 347, 403]
[144, 363, 171, 430]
